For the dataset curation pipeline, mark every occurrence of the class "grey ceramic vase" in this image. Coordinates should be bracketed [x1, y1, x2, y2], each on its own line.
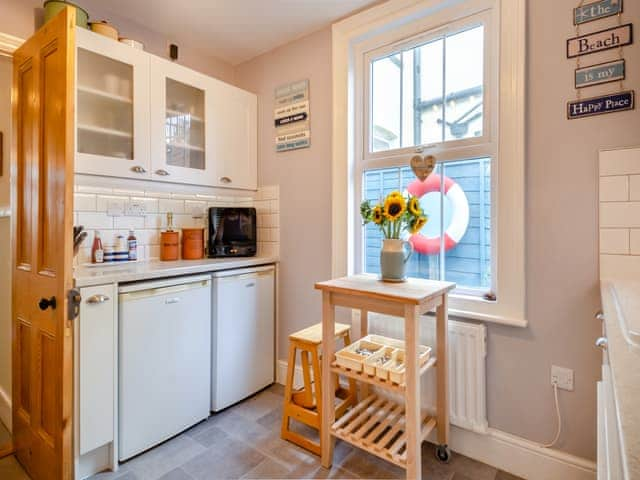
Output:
[380, 239, 412, 282]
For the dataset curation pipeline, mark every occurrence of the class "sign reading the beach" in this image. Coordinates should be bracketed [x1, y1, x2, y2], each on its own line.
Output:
[575, 59, 625, 88]
[567, 24, 632, 58]
[274, 80, 310, 152]
[567, 91, 634, 119]
[574, 0, 623, 25]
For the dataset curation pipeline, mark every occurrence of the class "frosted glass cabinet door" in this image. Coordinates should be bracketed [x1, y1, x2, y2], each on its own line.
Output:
[75, 28, 150, 178]
[150, 57, 214, 185]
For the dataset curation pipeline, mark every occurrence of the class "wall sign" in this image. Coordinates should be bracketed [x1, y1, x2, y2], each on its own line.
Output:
[567, 90, 634, 119]
[574, 0, 623, 25]
[274, 80, 310, 152]
[566, 23, 632, 58]
[575, 59, 625, 88]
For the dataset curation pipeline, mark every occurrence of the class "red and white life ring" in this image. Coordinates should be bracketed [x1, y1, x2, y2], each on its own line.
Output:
[407, 174, 470, 255]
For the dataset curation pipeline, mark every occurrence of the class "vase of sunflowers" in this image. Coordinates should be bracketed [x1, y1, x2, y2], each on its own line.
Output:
[360, 191, 428, 282]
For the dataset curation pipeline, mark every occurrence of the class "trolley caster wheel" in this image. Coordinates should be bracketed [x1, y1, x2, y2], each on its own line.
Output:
[435, 444, 451, 463]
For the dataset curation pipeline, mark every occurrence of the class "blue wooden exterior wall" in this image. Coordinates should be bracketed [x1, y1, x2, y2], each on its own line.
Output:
[363, 158, 491, 290]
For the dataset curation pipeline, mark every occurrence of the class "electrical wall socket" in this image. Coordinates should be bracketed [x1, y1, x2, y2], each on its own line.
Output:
[551, 365, 574, 391]
[125, 202, 146, 217]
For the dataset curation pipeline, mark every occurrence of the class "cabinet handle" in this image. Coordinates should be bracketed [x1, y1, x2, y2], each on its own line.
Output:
[595, 311, 605, 322]
[87, 294, 110, 304]
[131, 165, 147, 174]
[155, 169, 170, 176]
[595, 337, 608, 350]
[219, 176, 232, 184]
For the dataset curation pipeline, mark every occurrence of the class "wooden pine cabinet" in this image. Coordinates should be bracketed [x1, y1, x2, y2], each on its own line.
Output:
[74, 29, 257, 190]
[75, 28, 151, 180]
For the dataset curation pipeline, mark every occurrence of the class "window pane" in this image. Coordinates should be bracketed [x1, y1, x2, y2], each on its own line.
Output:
[442, 159, 491, 289]
[369, 24, 484, 153]
[371, 54, 401, 151]
[444, 26, 484, 141]
[362, 158, 491, 291]
[417, 39, 444, 145]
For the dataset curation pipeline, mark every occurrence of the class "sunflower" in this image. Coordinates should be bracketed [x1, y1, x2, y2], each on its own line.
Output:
[388, 191, 403, 200]
[383, 194, 406, 221]
[408, 197, 422, 216]
[410, 215, 428, 234]
[372, 206, 383, 224]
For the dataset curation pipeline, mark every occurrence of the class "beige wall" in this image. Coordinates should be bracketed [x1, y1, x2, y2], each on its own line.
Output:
[235, 0, 640, 461]
[235, 27, 334, 362]
[0, 0, 236, 83]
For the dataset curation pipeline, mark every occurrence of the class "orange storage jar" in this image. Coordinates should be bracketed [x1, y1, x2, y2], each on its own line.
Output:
[182, 228, 205, 260]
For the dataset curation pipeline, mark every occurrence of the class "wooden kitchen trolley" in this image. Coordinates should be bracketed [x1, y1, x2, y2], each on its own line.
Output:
[315, 274, 455, 479]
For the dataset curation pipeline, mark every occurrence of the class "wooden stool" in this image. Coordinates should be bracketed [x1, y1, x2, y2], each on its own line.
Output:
[281, 322, 358, 455]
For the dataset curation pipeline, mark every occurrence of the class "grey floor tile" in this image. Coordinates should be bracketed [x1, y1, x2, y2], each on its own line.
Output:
[123, 434, 206, 480]
[0, 421, 11, 445]
[233, 390, 284, 421]
[89, 469, 137, 480]
[82, 386, 510, 480]
[157, 467, 193, 480]
[446, 450, 497, 480]
[267, 383, 285, 396]
[0, 456, 30, 480]
[310, 465, 361, 479]
[336, 449, 404, 479]
[181, 436, 265, 480]
[495, 470, 524, 480]
[241, 457, 292, 479]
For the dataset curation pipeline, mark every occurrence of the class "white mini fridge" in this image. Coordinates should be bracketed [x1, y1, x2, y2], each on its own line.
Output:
[118, 275, 212, 460]
[211, 265, 275, 411]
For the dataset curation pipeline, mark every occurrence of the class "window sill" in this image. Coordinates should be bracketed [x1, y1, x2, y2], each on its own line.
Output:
[448, 292, 528, 328]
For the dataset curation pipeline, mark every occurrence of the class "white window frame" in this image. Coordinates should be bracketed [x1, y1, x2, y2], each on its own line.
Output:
[356, 10, 496, 298]
[331, 0, 526, 327]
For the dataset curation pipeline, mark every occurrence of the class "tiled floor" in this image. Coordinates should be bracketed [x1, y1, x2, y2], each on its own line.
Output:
[0, 421, 29, 480]
[85, 384, 523, 480]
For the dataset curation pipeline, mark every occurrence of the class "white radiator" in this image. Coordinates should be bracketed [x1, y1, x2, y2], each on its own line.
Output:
[367, 313, 488, 433]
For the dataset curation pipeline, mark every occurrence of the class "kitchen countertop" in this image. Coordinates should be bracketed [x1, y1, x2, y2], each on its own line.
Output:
[600, 280, 640, 479]
[74, 256, 279, 287]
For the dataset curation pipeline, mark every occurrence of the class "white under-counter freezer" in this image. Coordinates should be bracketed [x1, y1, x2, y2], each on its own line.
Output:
[211, 265, 275, 411]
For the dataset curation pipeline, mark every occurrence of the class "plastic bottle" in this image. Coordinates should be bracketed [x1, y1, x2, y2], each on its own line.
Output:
[128, 229, 138, 261]
[91, 230, 104, 263]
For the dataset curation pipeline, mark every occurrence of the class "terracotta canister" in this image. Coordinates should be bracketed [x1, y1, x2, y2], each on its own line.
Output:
[182, 228, 205, 260]
[160, 231, 179, 261]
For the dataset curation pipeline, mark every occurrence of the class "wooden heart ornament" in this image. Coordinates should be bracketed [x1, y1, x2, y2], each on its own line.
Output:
[410, 154, 436, 181]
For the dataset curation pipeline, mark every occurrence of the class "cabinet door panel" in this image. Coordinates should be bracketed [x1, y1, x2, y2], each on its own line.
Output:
[209, 82, 257, 190]
[75, 28, 150, 179]
[79, 284, 116, 455]
[150, 57, 215, 185]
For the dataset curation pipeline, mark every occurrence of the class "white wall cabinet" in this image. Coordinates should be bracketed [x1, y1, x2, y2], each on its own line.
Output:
[75, 29, 257, 190]
[209, 80, 258, 190]
[77, 284, 117, 457]
[75, 28, 151, 180]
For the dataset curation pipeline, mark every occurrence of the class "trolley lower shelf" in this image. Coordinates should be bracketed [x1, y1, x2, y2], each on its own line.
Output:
[331, 394, 437, 469]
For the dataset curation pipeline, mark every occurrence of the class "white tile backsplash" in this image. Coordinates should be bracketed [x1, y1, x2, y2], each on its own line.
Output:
[600, 229, 629, 255]
[600, 147, 640, 176]
[599, 147, 640, 279]
[599, 176, 629, 202]
[74, 181, 279, 261]
[600, 203, 640, 228]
